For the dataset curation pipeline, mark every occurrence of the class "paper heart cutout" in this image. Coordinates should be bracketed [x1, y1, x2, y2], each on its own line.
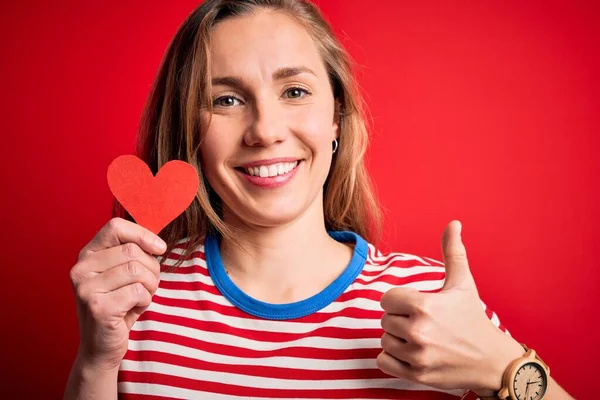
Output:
[107, 155, 199, 234]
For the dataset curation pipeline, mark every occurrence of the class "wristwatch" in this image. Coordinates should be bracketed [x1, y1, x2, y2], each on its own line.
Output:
[479, 344, 550, 400]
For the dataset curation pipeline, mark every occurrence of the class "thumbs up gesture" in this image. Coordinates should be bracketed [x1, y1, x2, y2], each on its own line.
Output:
[377, 220, 524, 393]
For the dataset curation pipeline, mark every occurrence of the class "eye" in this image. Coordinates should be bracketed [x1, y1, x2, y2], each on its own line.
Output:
[283, 86, 311, 99]
[213, 95, 242, 108]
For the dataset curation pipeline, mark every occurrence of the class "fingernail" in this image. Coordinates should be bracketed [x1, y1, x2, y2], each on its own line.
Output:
[154, 237, 167, 252]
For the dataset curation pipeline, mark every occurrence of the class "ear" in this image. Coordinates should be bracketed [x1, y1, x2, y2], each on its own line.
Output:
[333, 99, 343, 139]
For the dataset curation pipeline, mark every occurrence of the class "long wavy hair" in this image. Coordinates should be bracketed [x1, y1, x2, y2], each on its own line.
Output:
[113, 0, 382, 265]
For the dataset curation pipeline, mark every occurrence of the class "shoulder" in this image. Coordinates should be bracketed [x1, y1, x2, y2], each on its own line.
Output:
[159, 236, 207, 270]
[362, 242, 448, 293]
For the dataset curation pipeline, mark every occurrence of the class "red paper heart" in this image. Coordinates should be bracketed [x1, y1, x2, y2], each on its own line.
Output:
[107, 155, 199, 234]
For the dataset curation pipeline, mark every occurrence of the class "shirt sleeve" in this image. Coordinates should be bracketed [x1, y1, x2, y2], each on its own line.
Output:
[480, 298, 511, 336]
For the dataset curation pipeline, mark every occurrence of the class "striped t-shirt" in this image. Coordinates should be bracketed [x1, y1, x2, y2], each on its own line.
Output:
[118, 231, 506, 399]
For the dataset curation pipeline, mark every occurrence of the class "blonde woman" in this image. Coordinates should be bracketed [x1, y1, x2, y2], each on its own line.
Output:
[64, 1, 573, 399]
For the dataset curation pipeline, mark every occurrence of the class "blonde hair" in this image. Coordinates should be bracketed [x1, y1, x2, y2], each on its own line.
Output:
[113, 0, 382, 264]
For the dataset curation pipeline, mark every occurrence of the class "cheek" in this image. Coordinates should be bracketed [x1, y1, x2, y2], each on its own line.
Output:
[200, 125, 232, 177]
[291, 107, 334, 147]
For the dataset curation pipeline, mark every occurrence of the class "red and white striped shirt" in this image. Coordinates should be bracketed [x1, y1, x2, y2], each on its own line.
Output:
[118, 231, 506, 399]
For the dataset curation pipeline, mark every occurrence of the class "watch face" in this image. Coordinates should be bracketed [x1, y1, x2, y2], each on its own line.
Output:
[513, 362, 548, 400]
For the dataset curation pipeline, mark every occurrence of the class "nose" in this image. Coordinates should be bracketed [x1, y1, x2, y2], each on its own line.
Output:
[243, 96, 287, 147]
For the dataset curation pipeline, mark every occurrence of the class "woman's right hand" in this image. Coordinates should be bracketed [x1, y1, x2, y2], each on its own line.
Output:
[69, 217, 167, 370]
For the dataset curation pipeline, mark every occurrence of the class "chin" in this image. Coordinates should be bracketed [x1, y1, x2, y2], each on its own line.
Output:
[213, 164, 327, 229]
[226, 195, 316, 229]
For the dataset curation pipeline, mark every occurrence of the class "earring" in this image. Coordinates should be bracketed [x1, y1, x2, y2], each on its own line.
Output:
[332, 139, 339, 154]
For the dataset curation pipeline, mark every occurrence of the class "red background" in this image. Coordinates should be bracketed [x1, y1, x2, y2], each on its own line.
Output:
[1, 1, 598, 398]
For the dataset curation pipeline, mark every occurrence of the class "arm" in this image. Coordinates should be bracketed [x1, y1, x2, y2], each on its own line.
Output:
[472, 331, 575, 399]
[377, 221, 576, 400]
[63, 218, 166, 400]
[543, 378, 574, 399]
[63, 354, 118, 400]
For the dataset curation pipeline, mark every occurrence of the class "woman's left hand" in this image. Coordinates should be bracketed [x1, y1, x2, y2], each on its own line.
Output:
[377, 220, 524, 393]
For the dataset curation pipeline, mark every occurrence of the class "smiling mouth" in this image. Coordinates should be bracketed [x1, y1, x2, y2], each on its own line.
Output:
[235, 160, 301, 178]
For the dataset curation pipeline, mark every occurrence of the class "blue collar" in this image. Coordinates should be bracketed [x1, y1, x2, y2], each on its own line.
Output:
[205, 231, 368, 320]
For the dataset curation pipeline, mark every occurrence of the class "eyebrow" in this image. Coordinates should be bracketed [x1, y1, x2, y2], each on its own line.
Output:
[211, 66, 316, 88]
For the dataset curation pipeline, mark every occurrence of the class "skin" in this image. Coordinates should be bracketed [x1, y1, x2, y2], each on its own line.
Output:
[200, 10, 352, 304]
[377, 221, 574, 399]
[202, 10, 575, 398]
[64, 218, 166, 400]
[64, 8, 575, 400]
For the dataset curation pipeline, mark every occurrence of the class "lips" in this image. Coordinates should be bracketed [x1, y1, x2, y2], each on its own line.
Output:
[243, 161, 299, 177]
[235, 157, 303, 176]
[234, 158, 303, 188]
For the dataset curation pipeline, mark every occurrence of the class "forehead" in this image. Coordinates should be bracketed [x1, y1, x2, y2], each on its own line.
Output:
[209, 10, 326, 79]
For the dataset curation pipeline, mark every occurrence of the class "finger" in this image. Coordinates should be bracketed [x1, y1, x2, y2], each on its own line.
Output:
[124, 299, 154, 330]
[77, 261, 159, 299]
[380, 287, 423, 316]
[441, 220, 475, 290]
[104, 283, 153, 327]
[85, 243, 161, 276]
[381, 313, 411, 340]
[380, 332, 409, 361]
[381, 332, 432, 370]
[376, 350, 411, 379]
[125, 305, 150, 330]
[382, 313, 434, 347]
[82, 218, 167, 256]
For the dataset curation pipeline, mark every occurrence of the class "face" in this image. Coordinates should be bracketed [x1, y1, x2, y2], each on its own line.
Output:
[200, 10, 339, 229]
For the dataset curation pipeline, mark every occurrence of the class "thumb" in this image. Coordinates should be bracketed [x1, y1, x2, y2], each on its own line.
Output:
[441, 220, 476, 291]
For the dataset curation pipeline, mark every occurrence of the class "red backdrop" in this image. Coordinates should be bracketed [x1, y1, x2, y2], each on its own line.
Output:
[1, 1, 598, 398]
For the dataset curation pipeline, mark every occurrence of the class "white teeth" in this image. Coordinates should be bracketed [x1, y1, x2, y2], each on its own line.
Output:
[245, 161, 299, 177]
[259, 166, 269, 177]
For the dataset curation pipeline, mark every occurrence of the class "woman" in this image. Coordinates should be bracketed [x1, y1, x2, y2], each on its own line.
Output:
[64, 0, 574, 399]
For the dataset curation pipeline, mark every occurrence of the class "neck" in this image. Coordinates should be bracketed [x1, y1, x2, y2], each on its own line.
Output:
[218, 195, 353, 304]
